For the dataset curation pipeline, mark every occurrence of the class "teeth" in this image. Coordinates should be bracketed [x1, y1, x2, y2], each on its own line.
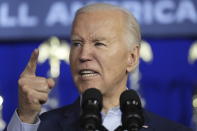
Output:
[80, 70, 97, 75]
[82, 73, 96, 77]
[81, 70, 95, 74]
[79, 70, 98, 78]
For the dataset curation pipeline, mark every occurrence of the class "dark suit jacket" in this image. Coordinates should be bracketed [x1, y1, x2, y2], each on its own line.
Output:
[37, 99, 192, 131]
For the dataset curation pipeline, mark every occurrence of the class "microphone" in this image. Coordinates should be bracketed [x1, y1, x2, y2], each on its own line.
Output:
[80, 88, 103, 131]
[119, 89, 144, 131]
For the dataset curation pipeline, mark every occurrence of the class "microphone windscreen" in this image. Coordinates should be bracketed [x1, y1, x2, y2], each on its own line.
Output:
[120, 89, 142, 112]
[82, 88, 103, 110]
[119, 89, 144, 130]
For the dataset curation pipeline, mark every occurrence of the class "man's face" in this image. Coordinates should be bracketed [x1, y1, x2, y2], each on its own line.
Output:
[69, 10, 137, 96]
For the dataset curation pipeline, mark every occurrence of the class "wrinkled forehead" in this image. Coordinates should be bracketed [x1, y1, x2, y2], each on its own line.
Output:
[71, 10, 126, 34]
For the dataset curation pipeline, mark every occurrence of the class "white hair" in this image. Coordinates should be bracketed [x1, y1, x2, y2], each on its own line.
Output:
[74, 3, 141, 48]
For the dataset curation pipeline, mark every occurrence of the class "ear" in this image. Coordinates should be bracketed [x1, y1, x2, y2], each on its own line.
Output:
[126, 44, 140, 73]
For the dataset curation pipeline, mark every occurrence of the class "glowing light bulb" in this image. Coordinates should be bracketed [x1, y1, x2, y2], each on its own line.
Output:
[193, 96, 197, 108]
[0, 96, 3, 106]
[140, 41, 153, 63]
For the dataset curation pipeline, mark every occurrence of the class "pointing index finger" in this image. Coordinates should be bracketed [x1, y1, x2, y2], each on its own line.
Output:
[21, 49, 39, 77]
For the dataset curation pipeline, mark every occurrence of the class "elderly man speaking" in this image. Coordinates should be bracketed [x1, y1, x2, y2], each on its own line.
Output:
[6, 3, 192, 131]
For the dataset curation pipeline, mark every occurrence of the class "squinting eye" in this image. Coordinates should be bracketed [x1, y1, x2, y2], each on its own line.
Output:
[72, 42, 81, 47]
[95, 42, 105, 46]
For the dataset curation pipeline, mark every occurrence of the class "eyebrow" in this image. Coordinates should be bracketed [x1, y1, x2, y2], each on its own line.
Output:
[71, 34, 83, 40]
[72, 35, 107, 40]
[92, 36, 108, 42]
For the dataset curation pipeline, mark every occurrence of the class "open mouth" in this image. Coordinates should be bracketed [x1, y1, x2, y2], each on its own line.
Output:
[79, 69, 99, 78]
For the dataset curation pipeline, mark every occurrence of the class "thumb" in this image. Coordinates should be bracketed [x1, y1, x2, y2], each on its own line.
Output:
[20, 49, 39, 77]
[47, 78, 55, 89]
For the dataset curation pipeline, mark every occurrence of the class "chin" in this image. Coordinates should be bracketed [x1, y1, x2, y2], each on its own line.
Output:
[77, 85, 102, 94]
[77, 86, 92, 94]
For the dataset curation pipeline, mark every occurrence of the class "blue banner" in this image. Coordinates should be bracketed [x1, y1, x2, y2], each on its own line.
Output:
[0, 0, 197, 40]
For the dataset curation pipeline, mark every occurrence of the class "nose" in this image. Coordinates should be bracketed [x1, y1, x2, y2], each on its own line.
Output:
[79, 44, 92, 63]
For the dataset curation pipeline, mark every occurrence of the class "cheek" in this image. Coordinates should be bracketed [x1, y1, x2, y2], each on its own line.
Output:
[106, 50, 128, 67]
[102, 51, 128, 77]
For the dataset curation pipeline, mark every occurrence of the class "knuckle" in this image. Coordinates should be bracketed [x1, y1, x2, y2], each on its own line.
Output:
[18, 78, 25, 86]
[40, 82, 49, 91]
[20, 85, 28, 93]
[18, 79, 22, 85]
[38, 84, 47, 91]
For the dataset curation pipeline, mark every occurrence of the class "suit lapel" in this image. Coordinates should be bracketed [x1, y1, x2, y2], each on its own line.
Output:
[59, 98, 82, 131]
[140, 110, 155, 131]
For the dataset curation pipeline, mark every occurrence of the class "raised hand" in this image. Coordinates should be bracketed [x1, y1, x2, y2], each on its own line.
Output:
[18, 49, 55, 123]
